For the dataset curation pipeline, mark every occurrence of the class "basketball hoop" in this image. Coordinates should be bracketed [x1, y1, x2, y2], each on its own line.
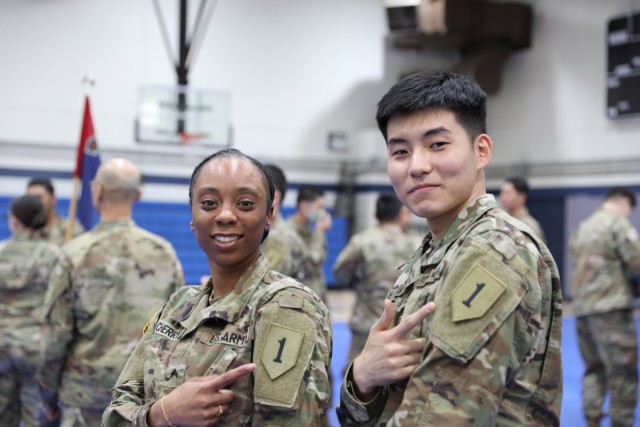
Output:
[178, 132, 207, 145]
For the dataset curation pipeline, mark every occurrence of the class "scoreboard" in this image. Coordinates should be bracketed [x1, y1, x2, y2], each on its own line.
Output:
[607, 11, 640, 118]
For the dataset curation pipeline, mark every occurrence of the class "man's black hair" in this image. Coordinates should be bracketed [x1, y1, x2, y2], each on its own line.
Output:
[505, 176, 530, 197]
[27, 177, 55, 195]
[605, 187, 637, 209]
[265, 164, 288, 200]
[375, 193, 403, 222]
[296, 185, 324, 205]
[376, 71, 487, 142]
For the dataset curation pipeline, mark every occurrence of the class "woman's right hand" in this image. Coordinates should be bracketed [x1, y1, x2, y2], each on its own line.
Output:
[148, 363, 256, 427]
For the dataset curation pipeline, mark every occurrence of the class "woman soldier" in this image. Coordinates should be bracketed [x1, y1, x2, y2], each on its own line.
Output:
[103, 148, 332, 426]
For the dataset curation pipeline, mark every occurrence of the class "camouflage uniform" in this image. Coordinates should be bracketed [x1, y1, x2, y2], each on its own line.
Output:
[0, 232, 64, 427]
[570, 208, 640, 426]
[288, 217, 328, 302]
[512, 208, 546, 243]
[262, 216, 306, 280]
[36, 219, 184, 426]
[333, 224, 418, 364]
[102, 255, 332, 426]
[36, 214, 85, 246]
[337, 194, 563, 426]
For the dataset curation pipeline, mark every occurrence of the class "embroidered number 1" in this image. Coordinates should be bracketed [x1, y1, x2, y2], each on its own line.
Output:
[462, 282, 486, 308]
[273, 337, 287, 363]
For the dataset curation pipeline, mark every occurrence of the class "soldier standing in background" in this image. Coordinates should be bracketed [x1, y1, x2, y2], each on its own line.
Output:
[333, 193, 418, 365]
[337, 71, 563, 425]
[499, 176, 546, 242]
[0, 196, 65, 427]
[26, 177, 85, 245]
[36, 158, 184, 426]
[262, 163, 306, 279]
[570, 187, 640, 427]
[288, 185, 332, 302]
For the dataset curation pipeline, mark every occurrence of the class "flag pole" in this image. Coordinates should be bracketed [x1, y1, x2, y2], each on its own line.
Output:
[65, 76, 95, 242]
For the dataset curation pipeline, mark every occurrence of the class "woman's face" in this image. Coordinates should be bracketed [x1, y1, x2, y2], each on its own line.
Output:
[190, 156, 273, 273]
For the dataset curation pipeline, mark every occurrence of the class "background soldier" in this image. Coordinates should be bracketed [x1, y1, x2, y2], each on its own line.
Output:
[333, 193, 417, 365]
[570, 186, 640, 427]
[288, 185, 332, 302]
[0, 196, 64, 427]
[499, 176, 546, 242]
[36, 158, 184, 426]
[26, 177, 85, 245]
[262, 163, 306, 279]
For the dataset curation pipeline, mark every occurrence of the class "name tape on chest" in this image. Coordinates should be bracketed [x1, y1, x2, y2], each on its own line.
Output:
[154, 320, 183, 341]
[451, 264, 506, 322]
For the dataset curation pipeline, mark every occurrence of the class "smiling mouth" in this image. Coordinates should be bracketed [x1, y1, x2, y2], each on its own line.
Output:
[409, 184, 437, 194]
[214, 235, 240, 243]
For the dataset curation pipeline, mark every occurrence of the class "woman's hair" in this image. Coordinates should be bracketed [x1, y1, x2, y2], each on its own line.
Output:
[189, 148, 275, 242]
[10, 195, 47, 230]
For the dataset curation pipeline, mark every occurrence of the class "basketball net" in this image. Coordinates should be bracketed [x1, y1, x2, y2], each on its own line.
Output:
[178, 132, 207, 146]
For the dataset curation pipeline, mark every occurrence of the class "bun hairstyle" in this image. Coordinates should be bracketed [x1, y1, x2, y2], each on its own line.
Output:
[10, 195, 47, 231]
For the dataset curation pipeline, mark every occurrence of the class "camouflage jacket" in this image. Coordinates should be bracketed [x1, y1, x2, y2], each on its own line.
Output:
[102, 255, 332, 426]
[36, 219, 184, 409]
[262, 216, 306, 280]
[35, 214, 85, 246]
[0, 232, 64, 338]
[288, 217, 328, 301]
[333, 224, 418, 334]
[570, 208, 640, 316]
[337, 194, 563, 426]
[512, 208, 546, 243]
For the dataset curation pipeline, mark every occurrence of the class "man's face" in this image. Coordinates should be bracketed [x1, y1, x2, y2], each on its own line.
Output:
[26, 185, 55, 217]
[302, 196, 325, 222]
[499, 181, 523, 213]
[386, 110, 490, 229]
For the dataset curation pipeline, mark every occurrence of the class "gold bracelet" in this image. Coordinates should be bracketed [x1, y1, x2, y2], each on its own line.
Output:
[160, 396, 176, 427]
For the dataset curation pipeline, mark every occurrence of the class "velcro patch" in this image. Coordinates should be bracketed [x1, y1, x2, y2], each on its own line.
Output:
[451, 264, 506, 322]
[253, 303, 316, 408]
[260, 323, 304, 379]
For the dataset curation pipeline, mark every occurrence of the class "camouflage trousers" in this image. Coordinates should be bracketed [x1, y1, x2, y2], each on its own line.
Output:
[57, 404, 104, 427]
[0, 334, 52, 427]
[577, 309, 638, 427]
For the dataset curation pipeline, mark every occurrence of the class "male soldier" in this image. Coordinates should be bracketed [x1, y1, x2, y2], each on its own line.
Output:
[26, 177, 85, 245]
[337, 71, 563, 425]
[36, 158, 184, 426]
[333, 193, 417, 365]
[499, 176, 546, 242]
[570, 187, 640, 427]
[288, 185, 332, 302]
[262, 164, 306, 279]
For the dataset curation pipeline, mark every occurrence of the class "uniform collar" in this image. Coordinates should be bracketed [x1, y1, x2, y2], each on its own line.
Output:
[171, 255, 271, 332]
[400, 194, 497, 277]
[93, 218, 136, 231]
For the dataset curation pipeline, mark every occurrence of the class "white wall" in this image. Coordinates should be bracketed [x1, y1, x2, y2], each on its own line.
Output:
[488, 0, 640, 167]
[1, 0, 640, 196]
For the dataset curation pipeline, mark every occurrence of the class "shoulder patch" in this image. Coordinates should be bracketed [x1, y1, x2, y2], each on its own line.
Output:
[253, 301, 316, 408]
[451, 264, 506, 322]
[430, 240, 526, 363]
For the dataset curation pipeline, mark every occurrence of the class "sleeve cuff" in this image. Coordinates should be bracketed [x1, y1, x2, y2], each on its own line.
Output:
[338, 360, 388, 423]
